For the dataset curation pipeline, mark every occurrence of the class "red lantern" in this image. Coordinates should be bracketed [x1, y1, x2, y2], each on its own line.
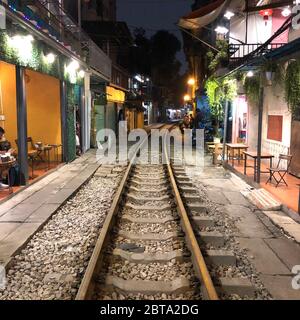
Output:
[259, 9, 273, 25]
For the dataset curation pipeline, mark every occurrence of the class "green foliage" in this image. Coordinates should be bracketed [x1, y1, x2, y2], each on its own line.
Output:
[205, 77, 237, 137]
[0, 28, 83, 85]
[261, 59, 284, 85]
[207, 40, 229, 72]
[244, 75, 261, 103]
[284, 60, 300, 119]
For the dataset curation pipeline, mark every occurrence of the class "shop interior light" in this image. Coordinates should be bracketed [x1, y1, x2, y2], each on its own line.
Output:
[135, 75, 144, 83]
[215, 26, 229, 35]
[68, 59, 80, 71]
[224, 11, 235, 20]
[184, 94, 191, 102]
[187, 78, 195, 86]
[78, 70, 85, 78]
[246, 71, 254, 77]
[281, 7, 291, 17]
[45, 53, 56, 64]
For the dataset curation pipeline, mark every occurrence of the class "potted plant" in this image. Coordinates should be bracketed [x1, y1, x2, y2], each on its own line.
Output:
[261, 59, 284, 86]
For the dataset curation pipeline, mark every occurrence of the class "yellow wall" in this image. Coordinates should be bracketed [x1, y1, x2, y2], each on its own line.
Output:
[0, 62, 17, 148]
[26, 69, 62, 161]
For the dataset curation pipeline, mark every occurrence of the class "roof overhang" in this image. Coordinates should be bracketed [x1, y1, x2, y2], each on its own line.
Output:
[178, 0, 227, 30]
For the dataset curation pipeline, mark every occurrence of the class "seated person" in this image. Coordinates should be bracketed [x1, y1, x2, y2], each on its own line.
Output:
[0, 127, 16, 189]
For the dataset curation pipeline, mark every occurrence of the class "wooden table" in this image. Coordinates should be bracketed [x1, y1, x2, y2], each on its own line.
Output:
[243, 151, 274, 182]
[226, 143, 248, 167]
[0, 159, 16, 194]
[36, 145, 53, 171]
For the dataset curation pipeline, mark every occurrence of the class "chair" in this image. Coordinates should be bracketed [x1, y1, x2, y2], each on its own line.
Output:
[266, 154, 293, 188]
[15, 138, 38, 179]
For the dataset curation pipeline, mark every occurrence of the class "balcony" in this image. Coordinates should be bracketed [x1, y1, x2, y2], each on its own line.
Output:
[4, 0, 111, 80]
[228, 43, 286, 67]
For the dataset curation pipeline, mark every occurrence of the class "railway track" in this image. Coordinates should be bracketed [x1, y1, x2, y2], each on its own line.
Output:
[76, 125, 255, 300]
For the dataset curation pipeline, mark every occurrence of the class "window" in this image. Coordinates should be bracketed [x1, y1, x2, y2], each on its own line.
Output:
[267, 115, 283, 142]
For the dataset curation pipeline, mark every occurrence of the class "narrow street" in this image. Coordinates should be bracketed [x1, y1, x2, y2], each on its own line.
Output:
[0, 0, 299, 313]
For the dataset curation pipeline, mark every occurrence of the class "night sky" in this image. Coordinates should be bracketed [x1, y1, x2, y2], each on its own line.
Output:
[116, 0, 193, 73]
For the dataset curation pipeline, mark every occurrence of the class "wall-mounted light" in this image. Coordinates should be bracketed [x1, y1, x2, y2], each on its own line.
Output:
[78, 70, 85, 78]
[246, 71, 254, 77]
[69, 59, 79, 71]
[44, 53, 56, 64]
[135, 75, 144, 83]
[184, 94, 191, 102]
[215, 26, 229, 35]
[224, 11, 234, 20]
[7, 34, 34, 64]
[187, 78, 195, 86]
[281, 7, 291, 17]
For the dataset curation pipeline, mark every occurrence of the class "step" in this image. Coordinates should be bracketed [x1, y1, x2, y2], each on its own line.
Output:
[198, 231, 225, 247]
[105, 276, 191, 294]
[241, 188, 281, 211]
[217, 277, 255, 297]
[205, 250, 236, 266]
[112, 248, 187, 263]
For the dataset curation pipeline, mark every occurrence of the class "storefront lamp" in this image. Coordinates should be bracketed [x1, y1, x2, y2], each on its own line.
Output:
[215, 26, 229, 35]
[281, 7, 291, 17]
[70, 59, 80, 70]
[184, 94, 191, 102]
[44, 53, 56, 64]
[224, 11, 234, 20]
[246, 71, 254, 77]
[188, 78, 195, 86]
[78, 70, 85, 78]
[7, 34, 34, 64]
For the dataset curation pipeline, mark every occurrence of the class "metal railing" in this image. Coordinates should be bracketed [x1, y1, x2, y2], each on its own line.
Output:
[6, 0, 112, 79]
[229, 42, 286, 60]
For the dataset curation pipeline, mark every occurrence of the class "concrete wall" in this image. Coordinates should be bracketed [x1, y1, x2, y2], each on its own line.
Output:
[246, 83, 291, 168]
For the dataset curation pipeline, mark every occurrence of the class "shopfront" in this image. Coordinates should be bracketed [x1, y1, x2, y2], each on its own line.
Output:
[0, 14, 86, 194]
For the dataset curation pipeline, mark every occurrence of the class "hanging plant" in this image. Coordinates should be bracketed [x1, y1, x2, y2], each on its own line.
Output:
[244, 75, 261, 103]
[261, 59, 284, 85]
[284, 60, 300, 119]
[207, 40, 229, 72]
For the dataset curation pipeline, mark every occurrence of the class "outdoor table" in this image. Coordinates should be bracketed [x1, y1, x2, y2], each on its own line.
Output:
[0, 159, 16, 194]
[49, 144, 62, 165]
[243, 151, 274, 182]
[28, 150, 38, 179]
[36, 145, 53, 171]
[226, 143, 248, 167]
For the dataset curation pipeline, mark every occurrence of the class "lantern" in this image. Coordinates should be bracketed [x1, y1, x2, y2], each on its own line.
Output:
[259, 9, 273, 25]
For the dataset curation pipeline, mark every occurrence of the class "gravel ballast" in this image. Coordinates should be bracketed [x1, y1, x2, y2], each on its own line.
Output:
[0, 168, 124, 300]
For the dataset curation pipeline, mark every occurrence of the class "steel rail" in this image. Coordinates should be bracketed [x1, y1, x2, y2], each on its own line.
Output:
[76, 124, 218, 300]
[163, 132, 219, 300]
[75, 125, 171, 300]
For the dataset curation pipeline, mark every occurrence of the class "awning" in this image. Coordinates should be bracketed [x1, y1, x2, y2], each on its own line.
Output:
[178, 0, 227, 30]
